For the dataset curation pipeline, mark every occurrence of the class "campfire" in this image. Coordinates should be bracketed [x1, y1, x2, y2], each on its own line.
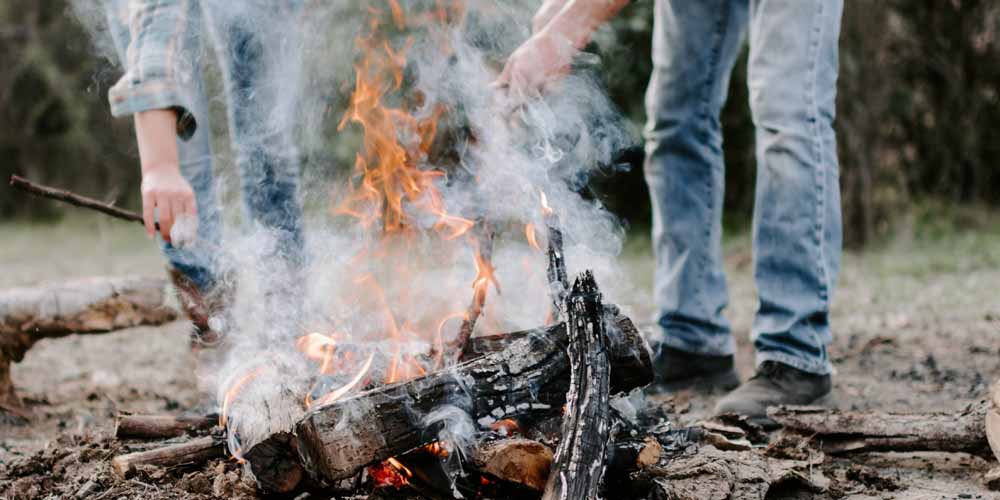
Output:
[111, 2, 657, 498]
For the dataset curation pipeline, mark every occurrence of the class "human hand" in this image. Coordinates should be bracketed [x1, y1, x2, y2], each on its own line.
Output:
[496, 29, 577, 99]
[141, 167, 197, 243]
[134, 109, 196, 242]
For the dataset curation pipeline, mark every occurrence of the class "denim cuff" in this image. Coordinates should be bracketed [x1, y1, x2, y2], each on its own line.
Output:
[108, 79, 198, 140]
[655, 327, 736, 357]
[755, 350, 832, 375]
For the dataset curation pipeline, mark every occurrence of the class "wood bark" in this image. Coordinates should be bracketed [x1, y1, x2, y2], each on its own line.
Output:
[542, 271, 611, 500]
[0, 276, 176, 408]
[987, 380, 1000, 461]
[115, 413, 217, 440]
[462, 307, 653, 396]
[246, 295, 651, 490]
[111, 436, 224, 479]
[769, 402, 993, 458]
[544, 211, 568, 321]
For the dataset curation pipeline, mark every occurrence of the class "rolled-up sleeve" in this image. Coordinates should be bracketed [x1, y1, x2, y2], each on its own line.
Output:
[108, 0, 200, 139]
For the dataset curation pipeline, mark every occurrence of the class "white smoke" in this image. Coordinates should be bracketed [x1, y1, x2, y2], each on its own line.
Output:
[74, 0, 638, 480]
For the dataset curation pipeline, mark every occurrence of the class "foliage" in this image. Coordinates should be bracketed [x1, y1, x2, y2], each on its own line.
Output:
[2, 0, 999, 249]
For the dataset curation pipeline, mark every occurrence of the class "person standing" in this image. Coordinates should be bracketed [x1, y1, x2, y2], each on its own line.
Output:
[500, 0, 843, 426]
[104, 0, 307, 342]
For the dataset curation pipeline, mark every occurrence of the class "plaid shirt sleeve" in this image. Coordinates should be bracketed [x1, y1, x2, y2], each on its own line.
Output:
[108, 0, 201, 139]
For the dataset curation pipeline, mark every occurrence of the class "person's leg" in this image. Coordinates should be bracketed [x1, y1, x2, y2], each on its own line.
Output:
[105, 0, 225, 329]
[715, 0, 843, 423]
[202, 3, 306, 326]
[644, 0, 748, 389]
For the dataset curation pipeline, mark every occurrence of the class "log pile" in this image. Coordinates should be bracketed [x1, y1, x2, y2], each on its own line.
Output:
[0, 276, 176, 412]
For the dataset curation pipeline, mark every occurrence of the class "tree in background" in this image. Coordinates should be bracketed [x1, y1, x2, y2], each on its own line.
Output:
[0, 0, 137, 219]
[2, 0, 998, 248]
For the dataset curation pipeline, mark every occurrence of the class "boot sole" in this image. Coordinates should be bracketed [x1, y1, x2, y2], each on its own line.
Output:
[654, 368, 742, 394]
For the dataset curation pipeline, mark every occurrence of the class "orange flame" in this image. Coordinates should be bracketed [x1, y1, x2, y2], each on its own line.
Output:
[307, 352, 376, 409]
[219, 367, 264, 429]
[540, 190, 553, 215]
[525, 223, 542, 251]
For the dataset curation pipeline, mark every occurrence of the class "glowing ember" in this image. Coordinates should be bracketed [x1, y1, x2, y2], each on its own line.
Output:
[489, 418, 522, 436]
[369, 458, 412, 489]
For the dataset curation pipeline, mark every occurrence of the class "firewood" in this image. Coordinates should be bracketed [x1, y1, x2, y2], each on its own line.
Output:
[461, 307, 653, 395]
[544, 208, 568, 321]
[471, 438, 554, 492]
[111, 436, 224, 479]
[245, 286, 652, 491]
[115, 413, 218, 440]
[987, 380, 1000, 461]
[0, 276, 176, 409]
[768, 402, 993, 458]
[541, 271, 611, 500]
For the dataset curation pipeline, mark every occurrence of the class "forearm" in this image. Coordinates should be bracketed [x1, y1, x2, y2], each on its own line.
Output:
[542, 0, 630, 48]
[134, 109, 180, 176]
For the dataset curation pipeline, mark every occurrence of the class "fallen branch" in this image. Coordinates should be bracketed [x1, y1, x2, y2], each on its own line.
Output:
[115, 413, 218, 440]
[1, 276, 176, 409]
[987, 381, 1000, 461]
[769, 401, 993, 458]
[542, 271, 611, 500]
[111, 436, 224, 479]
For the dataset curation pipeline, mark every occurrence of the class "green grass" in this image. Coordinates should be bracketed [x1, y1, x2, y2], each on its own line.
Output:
[0, 213, 163, 288]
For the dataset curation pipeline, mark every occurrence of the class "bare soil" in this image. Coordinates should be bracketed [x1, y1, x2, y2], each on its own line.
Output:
[2, 216, 999, 499]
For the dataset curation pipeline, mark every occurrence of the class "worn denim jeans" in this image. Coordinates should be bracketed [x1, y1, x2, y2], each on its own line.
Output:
[644, 0, 843, 375]
[105, 0, 306, 294]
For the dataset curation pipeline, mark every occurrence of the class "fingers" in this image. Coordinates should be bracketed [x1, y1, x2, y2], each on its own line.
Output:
[158, 198, 174, 243]
[142, 191, 156, 239]
[184, 195, 198, 222]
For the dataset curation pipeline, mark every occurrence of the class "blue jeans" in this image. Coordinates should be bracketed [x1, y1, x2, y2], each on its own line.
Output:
[106, 0, 306, 294]
[644, 0, 843, 375]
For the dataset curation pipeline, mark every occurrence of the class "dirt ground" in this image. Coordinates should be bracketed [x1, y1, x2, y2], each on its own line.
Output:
[2, 214, 999, 499]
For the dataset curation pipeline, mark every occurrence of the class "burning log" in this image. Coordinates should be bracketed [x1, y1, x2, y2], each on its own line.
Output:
[542, 271, 611, 500]
[0, 276, 176, 410]
[461, 307, 652, 395]
[245, 271, 652, 491]
[115, 413, 218, 440]
[111, 435, 225, 479]
[769, 401, 994, 458]
[543, 196, 569, 321]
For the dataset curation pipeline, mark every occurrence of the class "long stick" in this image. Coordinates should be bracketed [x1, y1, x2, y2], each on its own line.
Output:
[8, 175, 144, 225]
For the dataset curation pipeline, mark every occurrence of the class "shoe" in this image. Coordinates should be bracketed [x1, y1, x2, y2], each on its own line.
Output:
[714, 361, 833, 429]
[651, 346, 741, 393]
[167, 268, 232, 349]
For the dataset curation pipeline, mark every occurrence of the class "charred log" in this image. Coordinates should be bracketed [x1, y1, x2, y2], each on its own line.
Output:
[461, 307, 653, 395]
[541, 271, 611, 500]
[246, 282, 652, 491]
